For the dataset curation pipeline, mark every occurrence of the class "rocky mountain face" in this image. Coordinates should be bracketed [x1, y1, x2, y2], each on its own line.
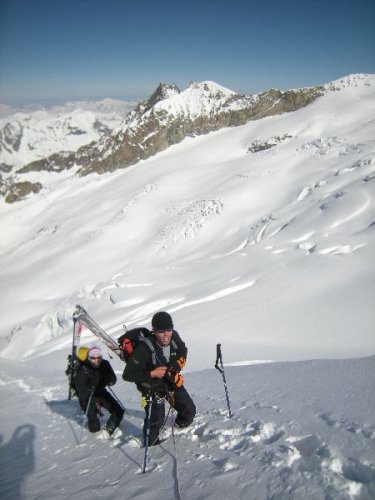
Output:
[1, 75, 367, 203]
[0, 107, 129, 203]
[0, 109, 125, 172]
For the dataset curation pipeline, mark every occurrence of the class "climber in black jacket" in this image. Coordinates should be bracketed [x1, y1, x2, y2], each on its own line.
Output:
[123, 311, 196, 446]
[75, 346, 124, 435]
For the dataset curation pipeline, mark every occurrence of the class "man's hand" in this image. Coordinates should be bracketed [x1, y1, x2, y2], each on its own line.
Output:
[164, 368, 184, 387]
[150, 366, 167, 379]
[169, 356, 186, 372]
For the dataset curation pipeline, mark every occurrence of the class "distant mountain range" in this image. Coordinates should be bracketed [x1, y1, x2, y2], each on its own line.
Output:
[0, 74, 370, 203]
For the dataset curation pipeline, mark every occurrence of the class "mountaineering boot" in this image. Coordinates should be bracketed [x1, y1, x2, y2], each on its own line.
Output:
[103, 423, 115, 436]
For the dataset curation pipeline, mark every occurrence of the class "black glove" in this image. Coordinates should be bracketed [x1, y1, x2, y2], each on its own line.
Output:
[164, 368, 184, 388]
[168, 357, 186, 373]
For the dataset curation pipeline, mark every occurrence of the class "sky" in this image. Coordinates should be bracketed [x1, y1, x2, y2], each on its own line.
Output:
[0, 0, 374, 104]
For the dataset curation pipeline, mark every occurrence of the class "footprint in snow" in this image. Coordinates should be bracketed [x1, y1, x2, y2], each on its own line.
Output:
[285, 434, 322, 458]
[253, 401, 281, 413]
[247, 421, 284, 445]
[212, 457, 239, 474]
[217, 420, 284, 453]
[318, 412, 375, 439]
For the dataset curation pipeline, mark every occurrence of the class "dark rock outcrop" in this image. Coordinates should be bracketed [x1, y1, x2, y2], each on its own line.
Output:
[2, 180, 42, 203]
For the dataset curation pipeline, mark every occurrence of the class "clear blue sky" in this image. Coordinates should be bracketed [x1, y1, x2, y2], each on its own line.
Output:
[0, 0, 374, 104]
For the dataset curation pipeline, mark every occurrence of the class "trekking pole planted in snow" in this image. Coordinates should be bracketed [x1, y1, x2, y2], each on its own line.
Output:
[142, 393, 153, 474]
[108, 387, 126, 412]
[215, 344, 233, 418]
[78, 389, 95, 446]
[84, 390, 95, 425]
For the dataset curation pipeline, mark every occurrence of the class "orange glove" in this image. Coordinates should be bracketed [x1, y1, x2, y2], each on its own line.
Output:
[164, 368, 184, 388]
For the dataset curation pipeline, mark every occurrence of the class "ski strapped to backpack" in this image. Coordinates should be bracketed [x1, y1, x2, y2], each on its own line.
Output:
[73, 304, 122, 359]
[67, 314, 83, 400]
[71, 304, 159, 364]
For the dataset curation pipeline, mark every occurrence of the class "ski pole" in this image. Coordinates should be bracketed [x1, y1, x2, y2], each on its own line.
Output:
[108, 387, 126, 412]
[78, 389, 95, 446]
[170, 407, 182, 500]
[142, 393, 153, 474]
[215, 344, 233, 418]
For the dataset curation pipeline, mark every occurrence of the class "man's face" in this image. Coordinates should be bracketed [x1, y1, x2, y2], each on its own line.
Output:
[88, 354, 102, 367]
[154, 329, 173, 346]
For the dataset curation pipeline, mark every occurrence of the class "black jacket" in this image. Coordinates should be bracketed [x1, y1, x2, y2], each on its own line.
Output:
[75, 359, 116, 401]
[122, 330, 187, 394]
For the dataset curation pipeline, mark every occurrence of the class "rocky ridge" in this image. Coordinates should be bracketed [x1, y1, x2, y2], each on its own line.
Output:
[1, 74, 370, 203]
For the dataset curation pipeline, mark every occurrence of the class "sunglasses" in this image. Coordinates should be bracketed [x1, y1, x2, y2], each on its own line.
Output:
[89, 356, 102, 360]
[154, 329, 173, 334]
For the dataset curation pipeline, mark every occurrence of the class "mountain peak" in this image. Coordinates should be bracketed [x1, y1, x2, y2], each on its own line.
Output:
[146, 82, 180, 109]
[187, 80, 236, 97]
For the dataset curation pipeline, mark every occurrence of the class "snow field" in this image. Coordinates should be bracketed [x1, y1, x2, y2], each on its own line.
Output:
[0, 353, 374, 499]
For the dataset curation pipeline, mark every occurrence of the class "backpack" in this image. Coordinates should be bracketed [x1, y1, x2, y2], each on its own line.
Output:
[65, 346, 89, 397]
[117, 327, 157, 364]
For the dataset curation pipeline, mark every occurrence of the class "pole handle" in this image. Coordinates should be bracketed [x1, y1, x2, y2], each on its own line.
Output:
[214, 343, 233, 418]
[215, 343, 223, 372]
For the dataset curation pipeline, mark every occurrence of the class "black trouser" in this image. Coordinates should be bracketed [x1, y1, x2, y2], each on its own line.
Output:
[143, 385, 196, 446]
[86, 390, 124, 433]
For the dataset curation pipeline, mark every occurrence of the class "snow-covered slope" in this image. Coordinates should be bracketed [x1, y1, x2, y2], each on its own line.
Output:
[0, 73, 374, 499]
[0, 350, 374, 499]
[0, 73, 374, 365]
